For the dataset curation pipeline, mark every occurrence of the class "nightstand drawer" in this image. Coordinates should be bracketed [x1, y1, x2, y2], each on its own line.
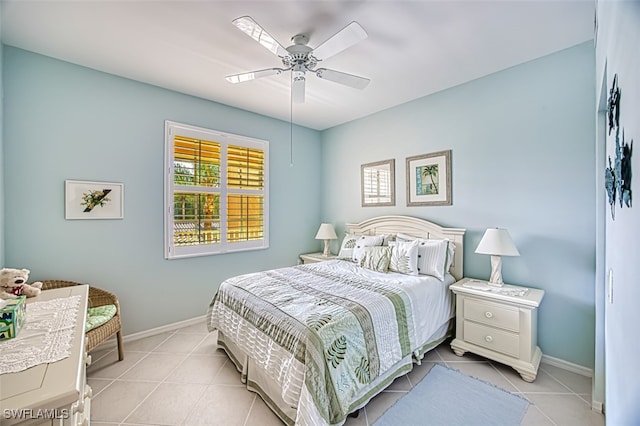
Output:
[464, 321, 519, 358]
[464, 298, 519, 332]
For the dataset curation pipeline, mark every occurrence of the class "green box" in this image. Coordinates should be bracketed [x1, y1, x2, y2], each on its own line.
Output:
[0, 296, 27, 340]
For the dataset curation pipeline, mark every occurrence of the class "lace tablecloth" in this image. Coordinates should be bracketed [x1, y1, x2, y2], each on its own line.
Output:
[0, 295, 81, 375]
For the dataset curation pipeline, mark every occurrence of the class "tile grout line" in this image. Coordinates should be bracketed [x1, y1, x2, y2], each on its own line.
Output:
[487, 362, 559, 426]
[90, 329, 179, 383]
[89, 329, 180, 424]
[179, 333, 235, 425]
[539, 364, 588, 397]
[242, 394, 258, 426]
[121, 331, 211, 426]
[92, 330, 601, 426]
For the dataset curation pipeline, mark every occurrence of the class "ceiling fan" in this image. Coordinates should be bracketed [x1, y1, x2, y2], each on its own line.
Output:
[225, 16, 370, 103]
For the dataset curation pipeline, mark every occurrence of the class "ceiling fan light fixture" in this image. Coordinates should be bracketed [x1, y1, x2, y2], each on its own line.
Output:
[292, 71, 306, 103]
[227, 16, 370, 102]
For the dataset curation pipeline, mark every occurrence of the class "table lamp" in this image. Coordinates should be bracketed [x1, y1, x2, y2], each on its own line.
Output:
[475, 228, 520, 286]
[315, 223, 337, 257]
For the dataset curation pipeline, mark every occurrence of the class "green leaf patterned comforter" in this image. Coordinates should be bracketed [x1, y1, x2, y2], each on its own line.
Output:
[207, 260, 453, 426]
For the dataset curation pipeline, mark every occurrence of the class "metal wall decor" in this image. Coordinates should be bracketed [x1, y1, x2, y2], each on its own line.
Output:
[605, 74, 633, 220]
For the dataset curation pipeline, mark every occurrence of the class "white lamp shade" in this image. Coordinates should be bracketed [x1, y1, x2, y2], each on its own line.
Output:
[315, 223, 337, 240]
[475, 228, 520, 257]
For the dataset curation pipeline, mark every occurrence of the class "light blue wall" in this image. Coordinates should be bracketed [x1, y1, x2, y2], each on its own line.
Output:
[596, 1, 640, 422]
[321, 42, 596, 368]
[2, 46, 322, 334]
[2, 42, 599, 369]
[0, 9, 4, 266]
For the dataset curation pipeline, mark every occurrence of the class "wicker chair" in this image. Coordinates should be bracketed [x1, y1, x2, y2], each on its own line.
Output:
[41, 280, 124, 361]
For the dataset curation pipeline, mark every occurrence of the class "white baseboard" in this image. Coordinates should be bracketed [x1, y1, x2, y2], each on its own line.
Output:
[540, 354, 604, 412]
[591, 399, 604, 414]
[122, 315, 208, 343]
[540, 353, 593, 377]
[95, 315, 208, 350]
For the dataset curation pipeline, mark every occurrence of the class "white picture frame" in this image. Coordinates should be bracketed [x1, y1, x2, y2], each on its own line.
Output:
[65, 180, 124, 219]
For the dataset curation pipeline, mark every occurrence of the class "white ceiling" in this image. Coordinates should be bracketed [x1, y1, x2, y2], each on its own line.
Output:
[1, 1, 595, 131]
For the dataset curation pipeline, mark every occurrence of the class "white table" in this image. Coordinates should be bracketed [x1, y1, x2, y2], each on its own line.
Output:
[299, 252, 337, 264]
[450, 278, 544, 382]
[0, 285, 91, 425]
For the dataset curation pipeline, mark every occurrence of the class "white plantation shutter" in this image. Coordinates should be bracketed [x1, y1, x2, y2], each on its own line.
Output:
[164, 121, 269, 259]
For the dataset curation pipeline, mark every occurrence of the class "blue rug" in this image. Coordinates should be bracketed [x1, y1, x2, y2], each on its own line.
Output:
[374, 364, 530, 426]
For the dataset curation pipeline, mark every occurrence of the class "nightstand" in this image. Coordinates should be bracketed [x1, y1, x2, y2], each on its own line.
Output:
[299, 252, 337, 264]
[450, 278, 545, 382]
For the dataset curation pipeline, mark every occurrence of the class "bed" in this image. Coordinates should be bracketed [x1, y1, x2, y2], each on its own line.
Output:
[207, 215, 465, 425]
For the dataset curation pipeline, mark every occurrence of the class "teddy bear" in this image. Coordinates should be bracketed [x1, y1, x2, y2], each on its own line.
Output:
[0, 268, 43, 298]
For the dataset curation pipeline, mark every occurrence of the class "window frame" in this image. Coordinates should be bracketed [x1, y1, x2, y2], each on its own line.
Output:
[164, 121, 269, 259]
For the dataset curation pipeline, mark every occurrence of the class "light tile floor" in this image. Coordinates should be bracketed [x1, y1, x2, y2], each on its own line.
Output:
[88, 322, 605, 426]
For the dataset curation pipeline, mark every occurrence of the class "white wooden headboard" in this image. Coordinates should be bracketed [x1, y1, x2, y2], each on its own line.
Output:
[345, 215, 466, 280]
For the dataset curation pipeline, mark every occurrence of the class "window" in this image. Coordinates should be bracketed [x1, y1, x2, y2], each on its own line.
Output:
[164, 121, 268, 259]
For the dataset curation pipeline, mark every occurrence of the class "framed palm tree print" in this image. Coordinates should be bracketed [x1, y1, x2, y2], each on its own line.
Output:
[406, 150, 452, 206]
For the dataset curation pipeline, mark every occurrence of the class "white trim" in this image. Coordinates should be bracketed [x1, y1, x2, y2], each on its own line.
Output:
[123, 315, 208, 343]
[591, 399, 604, 414]
[541, 353, 593, 377]
[538, 355, 604, 412]
[164, 120, 269, 259]
[95, 315, 208, 350]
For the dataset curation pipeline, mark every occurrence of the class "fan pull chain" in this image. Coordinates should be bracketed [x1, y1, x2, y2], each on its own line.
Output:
[290, 71, 294, 167]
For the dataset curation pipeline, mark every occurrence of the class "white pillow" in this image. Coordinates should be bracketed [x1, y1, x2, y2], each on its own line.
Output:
[416, 239, 449, 281]
[396, 232, 419, 243]
[445, 240, 455, 274]
[389, 241, 420, 275]
[337, 233, 360, 260]
[352, 235, 385, 263]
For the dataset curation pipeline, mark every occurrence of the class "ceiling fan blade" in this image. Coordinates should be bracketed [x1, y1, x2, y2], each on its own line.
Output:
[292, 75, 306, 103]
[232, 16, 289, 57]
[312, 21, 367, 61]
[225, 68, 283, 84]
[315, 68, 370, 90]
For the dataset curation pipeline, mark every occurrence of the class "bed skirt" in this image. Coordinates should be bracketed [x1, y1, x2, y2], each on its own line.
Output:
[216, 319, 454, 426]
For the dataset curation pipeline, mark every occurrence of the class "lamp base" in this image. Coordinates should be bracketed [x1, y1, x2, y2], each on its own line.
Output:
[487, 255, 504, 287]
[322, 240, 331, 257]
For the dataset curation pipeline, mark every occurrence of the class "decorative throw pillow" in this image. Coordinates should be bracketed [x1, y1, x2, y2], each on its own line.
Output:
[85, 304, 117, 332]
[389, 241, 420, 275]
[359, 246, 392, 272]
[352, 235, 385, 263]
[338, 233, 360, 260]
[416, 239, 449, 281]
[381, 233, 395, 246]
